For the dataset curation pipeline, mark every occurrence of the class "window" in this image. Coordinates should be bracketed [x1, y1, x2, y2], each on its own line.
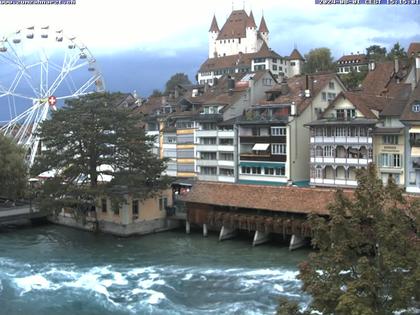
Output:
[176, 121, 193, 129]
[201, 122, 217, 130]
[379, 153, 401, 168]
[203, 106, 219, 115]
[335, 127, 347, 137]
[264, 167, 285, 176]
[241, 166, 261, 174]
[220, 168, 234, 176]
[409, 172, 416, 185]
[263, 78, 273, 86]
[290, 61, 296, 66]
[322, 92, 327, 101]
[324, 146, 334, 157]
[200, 137, 217, 145]
[132, 200, 139, 216]
[200, 152, 217, 160]
[412, 104, 420, 113]
[327, 93, 336, 101]
[315, 167, 323, 179]
[272, 58, 277, 63]
[164, 136, 176, 144]
[315, 146, 323, 157]
[383, 135, 398, 145]
[271, 127, 286, 136]
[219, 152, 234, 160]
[252, 128, 261, 136]
[159, 197, 168, 211]
[254, 65, 266, 71]
[329, 82, 335, 89]
[272, 143, 286, 155]
[272, 65, 278, 71]
[219, 138, 234, 145]
[101, 198, 107, 213]
[201, 166, 217, 175]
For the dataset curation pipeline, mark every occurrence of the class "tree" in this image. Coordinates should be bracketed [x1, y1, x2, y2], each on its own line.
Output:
[303, 48, 335, 74]
[164, 73, 191, 95]
[150, 89, 163, 97]
[0, 134, 27, 202]
[339, 68, 368, 91]
[32, 92, 170, 216]
[277, 164, 420, 315]
[366, 45, 387, 62]
[387, 42, 407, 61]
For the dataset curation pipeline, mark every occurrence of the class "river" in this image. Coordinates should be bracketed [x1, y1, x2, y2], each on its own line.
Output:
[0, 225, 309, 315]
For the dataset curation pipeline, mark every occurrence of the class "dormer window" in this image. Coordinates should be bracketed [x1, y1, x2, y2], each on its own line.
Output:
[412, 103, 420, 113]
[336, 109, 356, 120]
[203, 106, 219, 114]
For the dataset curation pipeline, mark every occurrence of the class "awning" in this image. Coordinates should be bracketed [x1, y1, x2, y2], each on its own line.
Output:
[252, 143, 270, 151]
[409, 127, 420, 133]
[411, 147, 420, 157]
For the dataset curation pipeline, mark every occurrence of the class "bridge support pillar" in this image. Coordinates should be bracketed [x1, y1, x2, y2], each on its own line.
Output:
[185, 221, 190, 234]
[219, 226, 237, 241]
[203, 224, 208, 237]
[252, 230, 270, 246]
[289, 234, 306, 251]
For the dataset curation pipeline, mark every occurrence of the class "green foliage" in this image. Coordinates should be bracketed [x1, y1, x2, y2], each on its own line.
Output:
[387, 42, 407, 61]
[276, 298, 310, 315]
[366, 45, 387, 62]
[32, 92, 170, 216]
[278, 164, 420, 315]
[164, 73, 191, 95]
[340, 68, 368, 90]
[0, 134, 27, 201]
[150, 89, 163, 97]
[303, 48, 335, 74]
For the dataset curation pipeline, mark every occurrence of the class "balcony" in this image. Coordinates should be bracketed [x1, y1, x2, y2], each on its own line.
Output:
[196, 130, 218, 137]
[311, 157, 372, 165]
[196, 159, 218, 167]
[218, 130, 234, 138]
[196, 144, 217, 151]
[310, 178, 357, 187]
[240, 153, 286, 162]
[311, 136, 372, 144]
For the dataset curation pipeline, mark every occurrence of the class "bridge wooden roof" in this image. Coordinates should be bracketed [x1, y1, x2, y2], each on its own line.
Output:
[180, 182, 354, 215]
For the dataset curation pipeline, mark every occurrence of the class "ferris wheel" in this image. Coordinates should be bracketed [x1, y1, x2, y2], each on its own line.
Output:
[0, 26, 105, 166]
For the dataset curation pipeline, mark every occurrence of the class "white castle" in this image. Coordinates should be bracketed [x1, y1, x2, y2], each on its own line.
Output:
[197, 10, 305, 85]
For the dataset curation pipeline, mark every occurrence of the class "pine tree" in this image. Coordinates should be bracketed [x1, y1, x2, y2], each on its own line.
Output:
[31, 92, 170, 216]
[277, 164, 420, 315]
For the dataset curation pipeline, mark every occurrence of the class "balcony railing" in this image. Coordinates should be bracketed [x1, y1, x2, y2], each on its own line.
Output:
[310, 178, 358, 187]
[311, 157, 372, 165]
[311, 136, 372, 144]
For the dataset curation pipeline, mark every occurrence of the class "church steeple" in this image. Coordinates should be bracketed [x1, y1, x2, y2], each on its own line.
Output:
[209, 14, 220, 32]
[259, 15, 269, 33]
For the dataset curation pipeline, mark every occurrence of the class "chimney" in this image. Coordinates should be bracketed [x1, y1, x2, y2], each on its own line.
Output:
[304, 74, 311, 98]
[369, 60, 376, 72]
[416, 53, 420, 84]
[394, 57, 401, 84]
[290, 102, 297, 116]
[227, 76, 235, 95]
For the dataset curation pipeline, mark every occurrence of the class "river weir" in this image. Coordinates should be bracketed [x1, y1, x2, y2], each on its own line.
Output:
[0, 225, 309, 315]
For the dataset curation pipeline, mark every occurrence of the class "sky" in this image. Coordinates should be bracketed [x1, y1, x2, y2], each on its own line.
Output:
[0, 0, 419, 98]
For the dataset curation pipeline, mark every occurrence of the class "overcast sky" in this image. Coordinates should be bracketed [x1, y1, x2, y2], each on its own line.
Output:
[0, 0, 419, 57]
[0, 0, 419, 97]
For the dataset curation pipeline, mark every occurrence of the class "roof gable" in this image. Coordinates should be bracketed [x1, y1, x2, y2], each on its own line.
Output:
[217, 10, 249, 40]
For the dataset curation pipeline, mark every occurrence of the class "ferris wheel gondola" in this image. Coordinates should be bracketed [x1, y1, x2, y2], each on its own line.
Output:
[0, 26, 105, 166]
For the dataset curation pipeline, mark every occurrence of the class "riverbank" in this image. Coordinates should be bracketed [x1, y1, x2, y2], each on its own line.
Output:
[0, 225, 309, 315]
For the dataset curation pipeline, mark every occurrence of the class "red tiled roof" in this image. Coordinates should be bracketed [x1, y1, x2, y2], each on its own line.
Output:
[407, 42, 420, 58]
[209, 14, 219, 32]
[362, 61, 395, 96]
[337, 54, 368, 64]
[199, 44, 282, 72]
[400, 83, 420, 121]
[180, 181, 355, 215]
[258, 16, 268, 33]
[246, 10, 257, 29]
[217, 10, 249, 40]
[260, 73, 341, 114]
[289, 48, 304, 61]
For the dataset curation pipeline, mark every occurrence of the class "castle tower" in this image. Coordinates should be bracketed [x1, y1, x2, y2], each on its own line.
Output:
[245, 10, 258, 53]
[258, 15, 269, 45]
[208, 14, 219, 58]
